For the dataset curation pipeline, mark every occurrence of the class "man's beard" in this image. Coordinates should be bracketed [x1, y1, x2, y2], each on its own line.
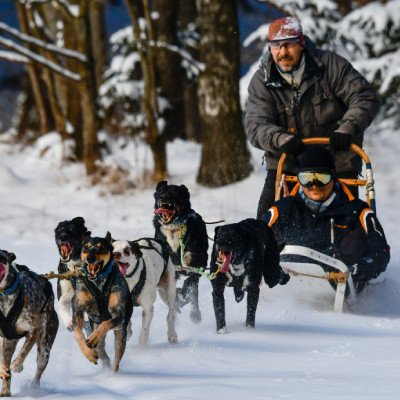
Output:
[277, 56, 298, 73]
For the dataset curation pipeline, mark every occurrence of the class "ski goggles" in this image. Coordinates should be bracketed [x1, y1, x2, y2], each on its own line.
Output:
[268, 38, 301, 49]
[297, 171, 333, 188]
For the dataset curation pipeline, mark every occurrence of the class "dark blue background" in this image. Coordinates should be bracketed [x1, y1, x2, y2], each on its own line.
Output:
[0, 0, 280, 79]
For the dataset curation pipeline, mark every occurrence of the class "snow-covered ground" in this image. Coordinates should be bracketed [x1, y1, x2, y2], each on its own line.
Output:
[0, 127, 399, 399]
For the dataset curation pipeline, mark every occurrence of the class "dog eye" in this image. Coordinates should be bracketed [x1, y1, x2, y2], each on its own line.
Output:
[124, 248, 130, 256]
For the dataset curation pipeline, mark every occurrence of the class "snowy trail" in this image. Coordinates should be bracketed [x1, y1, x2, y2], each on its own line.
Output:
[0, 134, 399, 399]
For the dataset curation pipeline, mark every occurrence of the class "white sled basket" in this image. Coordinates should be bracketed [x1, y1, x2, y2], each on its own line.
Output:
[280, 245, 356, 312]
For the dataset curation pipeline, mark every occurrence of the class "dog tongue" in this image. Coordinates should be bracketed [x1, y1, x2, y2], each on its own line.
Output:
[154, 208, 174, 216]
[117, 262, 128, 277]
[219, 252, 232, 273]
[0, 263, 5, 282]
[60, 243, 72, 256]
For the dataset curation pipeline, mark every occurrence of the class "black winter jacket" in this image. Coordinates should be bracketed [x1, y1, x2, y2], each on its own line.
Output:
[264, 183, 390, 282]
[245, 37, 380, 173]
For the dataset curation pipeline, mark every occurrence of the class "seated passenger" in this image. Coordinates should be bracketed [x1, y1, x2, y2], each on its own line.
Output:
[263, 146, 390, 293]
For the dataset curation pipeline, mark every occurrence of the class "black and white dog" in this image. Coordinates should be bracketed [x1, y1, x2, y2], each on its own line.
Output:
[111, 237, 177, 346]
[0, 250, 59, 396]
[54, 216, 91, 331]
[153, 181, 208, 323]
[210, 218, 290, 333]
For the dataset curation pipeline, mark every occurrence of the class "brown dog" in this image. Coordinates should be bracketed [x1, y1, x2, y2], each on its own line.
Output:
[72, 233, 133, 372]
[0, 250, 58, 397]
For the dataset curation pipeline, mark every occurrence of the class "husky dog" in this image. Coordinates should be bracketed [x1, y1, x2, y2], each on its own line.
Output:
[153, 181, 208, 323]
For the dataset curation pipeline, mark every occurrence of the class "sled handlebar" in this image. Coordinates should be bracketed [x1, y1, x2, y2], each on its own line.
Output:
[275, 138, 376, 213]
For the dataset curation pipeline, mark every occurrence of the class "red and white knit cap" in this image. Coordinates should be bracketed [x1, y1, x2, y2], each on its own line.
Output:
[267, 17, 304, 44]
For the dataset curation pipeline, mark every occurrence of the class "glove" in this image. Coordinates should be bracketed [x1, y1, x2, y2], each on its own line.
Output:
[280, 135, 305, 157]
[330, 131, 352, 152]
[353, 257, 375, 281]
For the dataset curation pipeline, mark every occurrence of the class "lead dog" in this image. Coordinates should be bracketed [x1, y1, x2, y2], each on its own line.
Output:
[111, 237, 177, 346]
[73, 233, 133, 372]
[0, 250, 58, 396]
[210, 219, 290, 333]
[54, 216, 90, 331]
[153, 181, 208, 323]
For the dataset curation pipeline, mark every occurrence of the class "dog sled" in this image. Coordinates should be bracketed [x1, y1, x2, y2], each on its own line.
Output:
[275, 137, 376, 312]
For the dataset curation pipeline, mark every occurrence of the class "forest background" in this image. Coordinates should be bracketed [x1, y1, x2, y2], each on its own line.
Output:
[0, 0, 399, 193]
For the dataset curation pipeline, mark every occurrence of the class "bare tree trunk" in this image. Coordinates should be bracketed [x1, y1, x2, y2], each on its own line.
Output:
[59, 12, 82, 160]
[179, 0, 201, 142]
[125, 0, 167, 181]
[25, 5, 67, 139]
[154, 0, 185, 140]
[15, 2, 51, 134]
[89, 0, 108, 91]
[196, 0, 252, 187]
[76, 0, 100, 174]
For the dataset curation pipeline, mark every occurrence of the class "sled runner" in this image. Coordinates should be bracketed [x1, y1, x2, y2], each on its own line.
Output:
[275, 138, 375, 312]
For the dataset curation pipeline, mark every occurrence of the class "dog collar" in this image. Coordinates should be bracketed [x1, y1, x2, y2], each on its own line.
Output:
[99, 260, 114, 278]
[0, 273, 20, 295]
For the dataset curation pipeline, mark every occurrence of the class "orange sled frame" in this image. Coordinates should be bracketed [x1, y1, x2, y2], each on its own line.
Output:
[275, 138, 376, 312]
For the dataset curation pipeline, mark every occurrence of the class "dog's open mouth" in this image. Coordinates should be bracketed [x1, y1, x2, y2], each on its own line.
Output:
[117, 261, 129, 277]
[217, 251, 233, 273]
[154, 203, 178, 223]
[59, 242, 73, 261]
[86, 261, 103, 279]
[0, 263, 6, 283]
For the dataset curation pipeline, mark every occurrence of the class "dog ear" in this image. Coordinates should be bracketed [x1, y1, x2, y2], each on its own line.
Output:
[3, 250, 16, 263]
[129, 241, 143, 258]
[72, 216, 85, 226]
[105, 231, 113, 243]
[179, 184, 190, 200]
[155, 181, 168, 192]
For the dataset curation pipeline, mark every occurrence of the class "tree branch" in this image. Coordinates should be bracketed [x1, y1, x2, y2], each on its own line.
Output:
[0, 35, 81, 81]
[0, 21, 86, 62]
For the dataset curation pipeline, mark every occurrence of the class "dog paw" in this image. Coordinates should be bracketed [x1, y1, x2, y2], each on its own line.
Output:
[0, 368, 11, 380]
[11, 360, 23, 373]
[0, 389, 11, 397]
[62, 316, 74, 332]
[86, 332, 102, 349]
[245, 322, 255, 329]
[190, 309, 202, 324]
[217, 326, 228, 335]
[82, 346, 98, 365]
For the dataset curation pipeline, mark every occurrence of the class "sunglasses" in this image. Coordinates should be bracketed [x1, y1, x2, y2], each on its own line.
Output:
[268, 39, 301, 49]
[298, 171, 333, 188]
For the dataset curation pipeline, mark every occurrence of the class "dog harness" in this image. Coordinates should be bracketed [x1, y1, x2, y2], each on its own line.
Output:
[0, 273, 26, 340]
[83, 261, 117, 322]
[127, 239, 166, 306]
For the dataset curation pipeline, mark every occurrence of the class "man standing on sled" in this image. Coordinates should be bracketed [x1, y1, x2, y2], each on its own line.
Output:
[245, 16, 381, 219]
[263, 146, 390, 293]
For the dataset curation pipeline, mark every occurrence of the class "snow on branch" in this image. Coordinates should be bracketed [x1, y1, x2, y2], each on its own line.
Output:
[0, 22, 86, 62]
[0, 49, 29, 63]
[152, 40, 205, 74]
[0, 35, 81, 81]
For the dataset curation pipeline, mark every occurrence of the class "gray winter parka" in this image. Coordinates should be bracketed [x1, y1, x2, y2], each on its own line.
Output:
[245, 37, 380, 173]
